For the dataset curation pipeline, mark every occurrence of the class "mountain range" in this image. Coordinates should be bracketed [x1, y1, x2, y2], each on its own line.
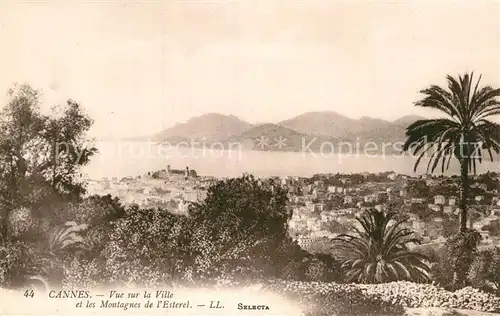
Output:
[141, 112, 428, 154]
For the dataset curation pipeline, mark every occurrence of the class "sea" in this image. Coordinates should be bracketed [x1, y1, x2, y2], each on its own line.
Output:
[81, 141, 500, 180]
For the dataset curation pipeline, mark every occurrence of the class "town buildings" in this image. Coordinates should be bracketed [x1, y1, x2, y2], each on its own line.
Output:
[86, 170, 500, 253]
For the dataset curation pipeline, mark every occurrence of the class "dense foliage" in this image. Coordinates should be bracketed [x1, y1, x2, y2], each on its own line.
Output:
[468, 247, 500, 295]
[92, 175, 330, 287]
[445, 229, 482, 289]
[266, 280, 406, 316]
[186, 175, 297, 282]
[265, 280, 500, 313]
[0, 84, 96, 242]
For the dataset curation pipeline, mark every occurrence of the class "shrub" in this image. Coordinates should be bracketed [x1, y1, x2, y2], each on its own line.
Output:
[442, 311, 467, 316]
[303, 290, 406, 316]
[359, 282, 500, 312]
[48, 194, 125, 226]
[428, 246, 455, 290]
[266, 280, 406, 316]
[302, 254, 341, 283]
[98, 207, 189, 286]
[265, 280, 500, 313]
[304, 257, 327, 282]
[468, 247, 500, 295]
[1, 217, 92, 289]
[445, 229, 482, 289]
[0, 241, 42, 288]
[82, 224, 111, 259]
[62, 257, 101, 288]
[281, 259, 305, 281]
[7, 207, 38, 241]
[185, 175, 307, 283]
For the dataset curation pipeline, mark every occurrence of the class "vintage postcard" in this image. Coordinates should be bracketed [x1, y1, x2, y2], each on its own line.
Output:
[1, 1, 500, 316]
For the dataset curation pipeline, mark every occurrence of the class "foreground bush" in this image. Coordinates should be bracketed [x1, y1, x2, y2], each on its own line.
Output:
[358, 282, 500, 312]
[264, 280, 500, 314]
[468, 247, 500, 295]
[265, 280, 406, 316]
[444, 229, 482, 289]
[0, 241, 38, 287]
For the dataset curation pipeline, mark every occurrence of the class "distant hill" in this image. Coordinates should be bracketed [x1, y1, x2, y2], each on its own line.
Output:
[278, 111, 357, 138]
[225, 123, 336, 152]
[352, 116, 393, 135]
[278, 112, 426, 139]
[152, 113, 252, 142]
[348, 115, 427, 144]
[392, 115, 427, 127]
[147, 112, 431, 154]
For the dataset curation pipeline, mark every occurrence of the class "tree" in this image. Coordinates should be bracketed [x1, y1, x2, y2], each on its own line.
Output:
[402, 73, 500, 232]
[0, 84, 97, 240]
[186, 174, 297, 283]
[333, 209, 431, 283]
[320, 219, 350, 235]
[53, 194, 125, 226]
[100, 207, 189, 287]
[24, 195, 128, 288]
[406, 180, 430, 199]
[482, 219, 500, 237]
[94, 175, 308, 287]
[442, 215, 459, 238]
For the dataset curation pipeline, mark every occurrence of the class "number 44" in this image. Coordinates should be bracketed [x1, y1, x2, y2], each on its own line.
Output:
[24, 290, 34, 298]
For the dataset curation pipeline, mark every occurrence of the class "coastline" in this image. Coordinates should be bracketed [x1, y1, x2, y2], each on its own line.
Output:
[82, 142, 500, 180]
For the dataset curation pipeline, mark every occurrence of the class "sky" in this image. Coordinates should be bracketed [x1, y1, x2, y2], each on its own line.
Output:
[0, 0, 499, 138]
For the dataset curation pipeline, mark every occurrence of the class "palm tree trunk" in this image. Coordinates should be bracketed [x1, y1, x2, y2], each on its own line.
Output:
[459, 159, 469, 232]
[1, 208, 8, 242]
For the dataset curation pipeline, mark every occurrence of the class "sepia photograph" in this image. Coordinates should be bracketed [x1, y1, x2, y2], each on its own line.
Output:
[1, 1, 500, 315]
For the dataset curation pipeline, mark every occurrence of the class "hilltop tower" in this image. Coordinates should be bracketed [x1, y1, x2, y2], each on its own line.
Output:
[185, 166, 190, 179]
[167, 165, 171, 176]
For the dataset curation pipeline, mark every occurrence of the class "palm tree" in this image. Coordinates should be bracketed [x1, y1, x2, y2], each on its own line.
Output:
[28, 221, 89, 288]
[48, 221, 88, 254]
[333, 209, 430, 283]
[403, 73, 500, 231]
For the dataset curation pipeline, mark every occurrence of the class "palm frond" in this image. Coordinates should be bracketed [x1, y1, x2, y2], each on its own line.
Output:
[48, 221, 88, 253]
[333, 209, 430, 284]
[403, 73, 500, 175]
